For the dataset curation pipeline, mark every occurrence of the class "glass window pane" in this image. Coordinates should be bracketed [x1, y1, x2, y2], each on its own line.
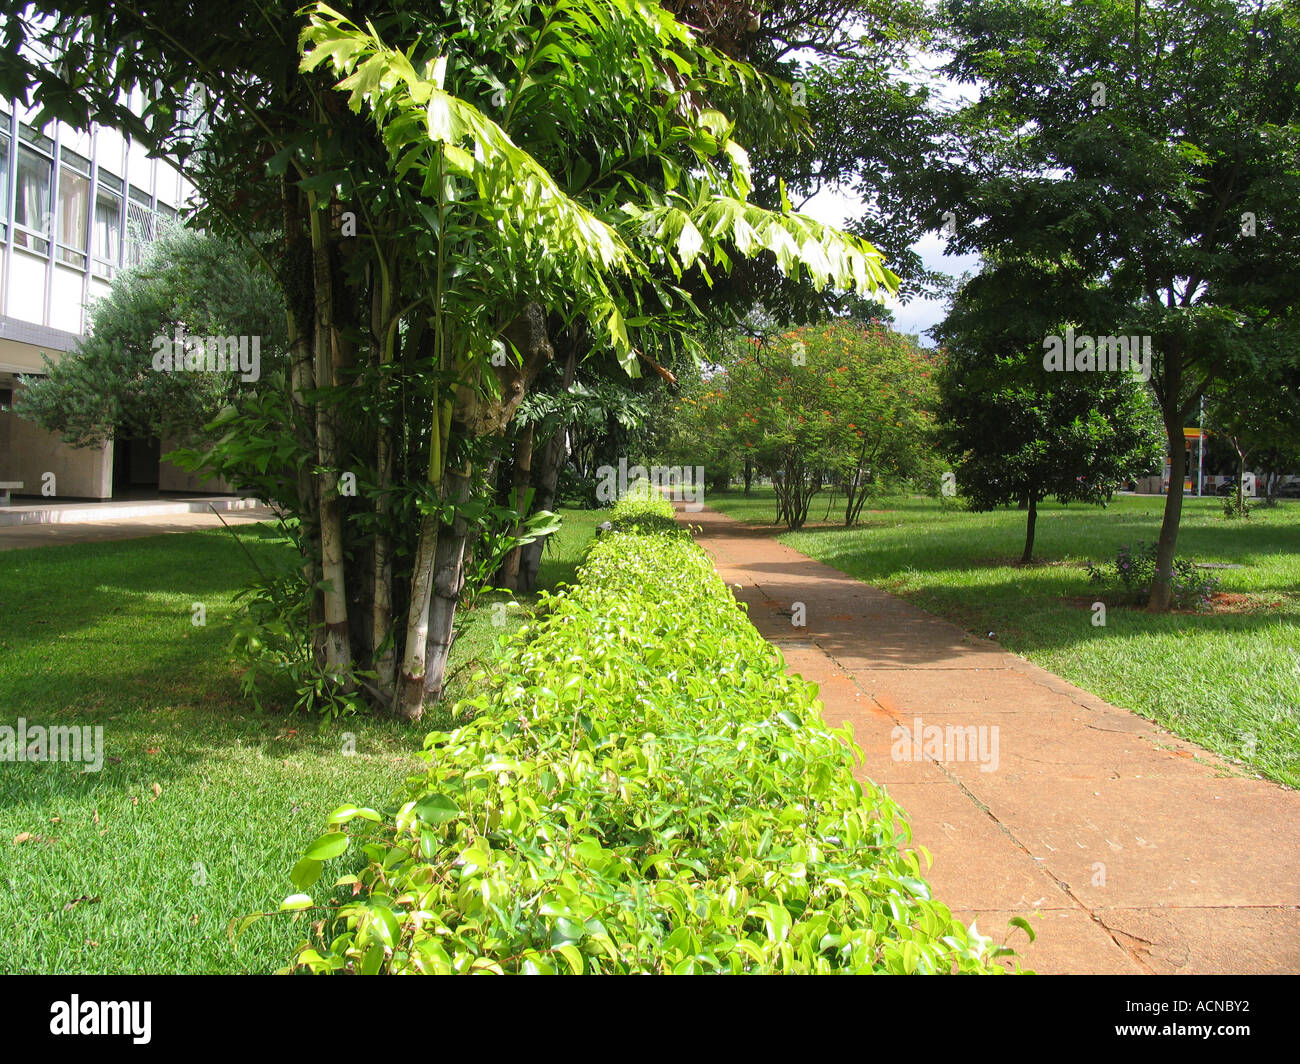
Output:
[60, 146, 91, 176]
[94, 185, 122, 265]
[18, 123, 53, 154]
[125, 199, 155, 265]
[0, 133, 9, 236]
[58, 164, 90, 264]
[14, 142, 52, 253]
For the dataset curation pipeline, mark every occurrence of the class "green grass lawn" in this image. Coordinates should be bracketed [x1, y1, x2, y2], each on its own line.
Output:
[703, 487, 1300, 789]
[0, 508, 604, 974]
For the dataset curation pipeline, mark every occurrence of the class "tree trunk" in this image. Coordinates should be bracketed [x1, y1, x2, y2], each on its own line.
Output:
[1148, 414, 1187, 612]
[308, 188, 353, 678]
[844, 432, 871, 526]
[397, 360, 454, 721]
[397, 510, 439, 719]
[1021, 494, 1038, 563]
[423, 467, 472, 701]
[496, 422, 534, 591]
[519, 335, 577, 593]
[1235, 444, 1246, 513]
[282, 184, 322, 634]
[369, 255, 398, 703]
[743, 458, 753, 495]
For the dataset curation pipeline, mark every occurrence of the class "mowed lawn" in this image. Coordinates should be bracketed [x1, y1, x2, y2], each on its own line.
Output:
[0, 509, 603, 974]
[703, 488, 1300, 789]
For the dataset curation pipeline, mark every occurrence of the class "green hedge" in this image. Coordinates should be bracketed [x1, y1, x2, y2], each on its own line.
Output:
[266, 489, 1011, 973]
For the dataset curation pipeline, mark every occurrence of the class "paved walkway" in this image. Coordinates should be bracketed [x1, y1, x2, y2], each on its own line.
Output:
[0, 506, 276, 551]
[677, 502, 1300, 974]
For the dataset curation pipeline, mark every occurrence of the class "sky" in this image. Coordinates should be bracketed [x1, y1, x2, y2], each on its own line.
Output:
[801, 184, 981, 345]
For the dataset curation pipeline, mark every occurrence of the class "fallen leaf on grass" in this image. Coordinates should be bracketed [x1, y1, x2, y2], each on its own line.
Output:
[150, 783, 162, 800]
[13, 832, 31, 845]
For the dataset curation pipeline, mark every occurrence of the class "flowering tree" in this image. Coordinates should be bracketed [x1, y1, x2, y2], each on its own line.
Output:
[667, 321, 941, 528]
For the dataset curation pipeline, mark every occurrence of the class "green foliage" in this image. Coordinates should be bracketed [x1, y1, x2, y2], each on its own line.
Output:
[1222, 494, 1251, 521]
[934, 0, 1300, 601]
[256, 491, 1011, 973]
[227, 567, 372, 717]
[1086, 542, 1220, 611]
[168, 373, 310, 513]
[459, 498, 563, 609]
[665, 321, 942, 528]
[299, 0, 897, 377]
[935, 268, 1166, 521]
[14, 225, 286, 448]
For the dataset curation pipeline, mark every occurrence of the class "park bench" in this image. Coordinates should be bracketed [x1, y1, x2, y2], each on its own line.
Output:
[0, 481, 23, 506]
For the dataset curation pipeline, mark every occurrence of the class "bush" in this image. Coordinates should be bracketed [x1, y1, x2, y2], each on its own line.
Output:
[256, 489, 1010, 974]
[227, 567, 370, 717]
[1086, 541, 1220, 610]
[1222, 493, 1251, 520]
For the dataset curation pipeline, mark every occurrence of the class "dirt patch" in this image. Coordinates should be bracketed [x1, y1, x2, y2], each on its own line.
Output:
[1062, 592, 1284, 615]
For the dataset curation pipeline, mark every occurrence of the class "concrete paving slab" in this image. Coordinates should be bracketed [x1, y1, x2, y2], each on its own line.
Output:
[950, 908, 1146, 974]
[1093, 906, 1300, 975]
[0, 507, 276, 550]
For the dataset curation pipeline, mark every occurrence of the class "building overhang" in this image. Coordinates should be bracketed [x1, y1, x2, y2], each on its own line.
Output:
[0, 317, 85, 374]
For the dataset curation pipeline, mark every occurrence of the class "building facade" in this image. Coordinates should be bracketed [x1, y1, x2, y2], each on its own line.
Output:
[0, 89, 213, 500]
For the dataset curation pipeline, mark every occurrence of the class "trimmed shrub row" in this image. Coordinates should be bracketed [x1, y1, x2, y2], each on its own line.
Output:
[267, 488, 1008, 973]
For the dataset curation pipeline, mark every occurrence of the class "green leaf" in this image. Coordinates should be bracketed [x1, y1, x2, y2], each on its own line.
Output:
[290, 858, 323, 891]
[413, 793, 460, 825]
[304, 832, 350, 861]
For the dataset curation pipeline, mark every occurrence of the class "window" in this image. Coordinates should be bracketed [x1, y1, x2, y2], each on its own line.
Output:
[125, 183, 155, 265]
[0, 130, 9, 242]
[92, 170, 123, 278]
[57, 146, 91, 268]
[13, 126, 53, 255]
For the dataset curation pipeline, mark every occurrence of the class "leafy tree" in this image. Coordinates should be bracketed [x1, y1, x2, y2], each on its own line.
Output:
[665, 321, 940, 528]
[2, 0, 895, 718]
[1205, 353, 1300, 510]
[935, 265, 1165, 562]
[15, 226, 287, 451]
[931, 0, 1300, 606]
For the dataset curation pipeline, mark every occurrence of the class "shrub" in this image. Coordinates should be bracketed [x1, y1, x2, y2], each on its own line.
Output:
[1086, 541, 1220, 610]
[253, 490, 1010, 973]
[228, 567, 371, 717]
[1222, 493, 1251, 520]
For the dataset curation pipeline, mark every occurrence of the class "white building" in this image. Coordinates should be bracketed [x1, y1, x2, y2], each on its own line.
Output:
[0, 88, 213, 500]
